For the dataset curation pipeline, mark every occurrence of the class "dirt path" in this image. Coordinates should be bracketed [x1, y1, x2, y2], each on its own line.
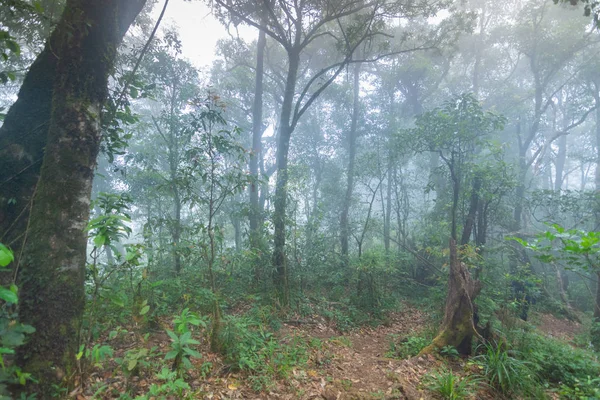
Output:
[277, 305, 437, 400]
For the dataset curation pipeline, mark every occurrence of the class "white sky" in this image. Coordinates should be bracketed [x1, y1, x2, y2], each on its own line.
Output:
[157, 0, 256, 69]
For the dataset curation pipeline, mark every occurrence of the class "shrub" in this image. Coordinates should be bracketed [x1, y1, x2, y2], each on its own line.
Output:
[473, 342, 533, 396]
[424, 368, 481, 400]
[387, 335, 430, 359]
[512, 331, 600, 388]
[218, 315, 309, 391]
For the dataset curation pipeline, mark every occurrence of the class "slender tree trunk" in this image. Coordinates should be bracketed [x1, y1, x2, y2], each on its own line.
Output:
[172, 186, 182, 274]
[384, 161, 393, 256]
[555, 135, 567, 191]
[232, 215, 242, 252]
[249, 22, 266, 239]
[272, 50, 300, 307]
[14, 0, 145, 395]
[340, 63, 361, 266]
[461, 175, 481, 246]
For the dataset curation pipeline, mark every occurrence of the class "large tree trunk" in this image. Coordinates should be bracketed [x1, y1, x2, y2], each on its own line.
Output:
[0, 48, 55, 268]
[421, 239, 482, 355]
[272, 50, 300, 308]
[0, 1, 141, 268]
[340, 63, 361, 267]
[13, 0, 145, 395]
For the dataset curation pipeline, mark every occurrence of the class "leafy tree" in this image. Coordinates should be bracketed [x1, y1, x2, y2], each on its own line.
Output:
[411, 94, 506, 354]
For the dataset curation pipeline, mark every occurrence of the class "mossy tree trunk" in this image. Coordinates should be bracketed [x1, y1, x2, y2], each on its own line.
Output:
[0, 44, 56, 272]
[421, 238, 482, 355]
[0, 0, 142, 271]
[12, 0, 145, 395]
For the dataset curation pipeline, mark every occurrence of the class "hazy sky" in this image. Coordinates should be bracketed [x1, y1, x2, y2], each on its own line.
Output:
[158, 0, 256, 69]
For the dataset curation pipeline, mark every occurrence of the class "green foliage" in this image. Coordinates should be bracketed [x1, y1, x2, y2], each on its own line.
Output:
[473, 342, 533, 396]
[0, 244, 35, 395]
[164, 330, 202, 377]
[0, 29, 19, 84]
[76, 343, 114, 368]
[439, 345, 460, 359]
[512, 331, 600, 390]
[173, 308, 205, 334]
[117, 348, 151, 376]
[387, 335, 430, 359]
[511, 224, 600, 272]
[559, 375, 600, 399]
[87, 193, 133, 249]
[423, 368, 481, 400]
[140, 368, 191, 399]
[218, 315, 308, 391]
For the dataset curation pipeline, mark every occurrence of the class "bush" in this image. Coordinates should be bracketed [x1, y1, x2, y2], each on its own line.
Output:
[424, 367, 481, 400]
[473, 342, 533, 396]
[387, 335, 430, 359]
[559, 375, 600, 399]
[218, 315, 308, 391]
[512, 331, 600, 388]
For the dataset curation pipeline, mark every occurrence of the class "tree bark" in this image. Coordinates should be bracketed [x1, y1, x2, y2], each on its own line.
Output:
[249, 20, 266, 240]
[555, 135, 567, 191]
[0, 0, 143, 269]
[461, 175, 481, 246]
[421, 239, 482, 355]
[272, 50, 300, 307]
[340, 63, 361, 267]
[13, 0, 145, 395]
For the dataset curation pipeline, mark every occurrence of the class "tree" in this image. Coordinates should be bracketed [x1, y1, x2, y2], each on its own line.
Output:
[183, 95, 250, 351]
[213, 0, 446, 306]
[1, 0, 147, 395]
[411, 94, 506, 354]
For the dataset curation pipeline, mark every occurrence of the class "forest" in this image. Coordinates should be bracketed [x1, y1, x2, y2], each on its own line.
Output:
[1, 0, 600, 398]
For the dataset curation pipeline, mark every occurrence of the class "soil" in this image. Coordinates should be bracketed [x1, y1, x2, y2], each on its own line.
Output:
[533, 312, 584, 342]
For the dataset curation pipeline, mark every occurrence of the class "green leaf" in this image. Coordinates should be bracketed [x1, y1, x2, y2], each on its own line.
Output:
[166, 329, 179, 342]
[93, 234, 106, 248]
[164, 350, 178, 360]
[127, 358, 138, 371]
[139, 305, 150, 316]
[0, 287, 18, 304]
[183, 347, 202, 358]
[0, 244, 14, 267]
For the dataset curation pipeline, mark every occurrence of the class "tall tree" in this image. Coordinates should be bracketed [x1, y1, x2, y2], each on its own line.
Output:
[2, 0, 147, 395]
[214, 0, 445, 306]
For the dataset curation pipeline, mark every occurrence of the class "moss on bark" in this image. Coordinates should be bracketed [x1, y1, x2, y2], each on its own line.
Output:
[420, 239, 482, 356]
[11, 0, 146, 396]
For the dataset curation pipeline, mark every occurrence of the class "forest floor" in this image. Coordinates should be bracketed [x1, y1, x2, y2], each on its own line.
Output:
[80, 303, 584, 400]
